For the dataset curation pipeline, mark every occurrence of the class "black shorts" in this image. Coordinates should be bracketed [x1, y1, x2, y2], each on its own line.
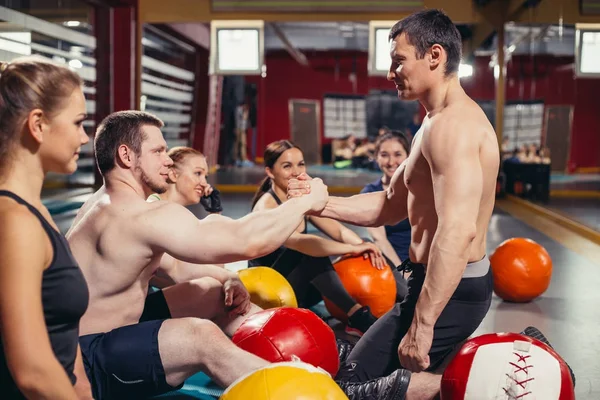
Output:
[337, 257, 493, 381]
[79, 290, 180, 400]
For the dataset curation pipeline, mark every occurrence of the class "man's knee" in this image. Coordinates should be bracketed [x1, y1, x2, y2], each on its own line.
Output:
[158, 318, 234, 374]
[169, 316, 222, 334]
[165, 317, 228, 350]
[188, 317, 223, 338]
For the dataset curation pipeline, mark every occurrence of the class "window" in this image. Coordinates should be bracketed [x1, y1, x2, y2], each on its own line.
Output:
[323, 94, 367, 139]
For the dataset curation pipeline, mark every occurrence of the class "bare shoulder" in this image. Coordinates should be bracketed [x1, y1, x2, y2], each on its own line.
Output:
[0, 203, 49, 267]
[0, 201, 44, 236]
[454, 99, 493, 132]
[429, 100, 494, 148]
[133, 199, 198, 240]
[67, 189, 108, 237]
[253, 192, 278, 212]
[134, 199, 180, 226]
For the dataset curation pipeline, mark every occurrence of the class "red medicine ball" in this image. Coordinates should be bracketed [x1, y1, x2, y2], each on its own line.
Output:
[232, 307, 339, 377]
[441, 332, 575, 400]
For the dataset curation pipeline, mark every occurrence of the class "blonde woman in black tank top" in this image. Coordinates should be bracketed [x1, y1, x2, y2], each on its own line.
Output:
[0, 57, 92, 399]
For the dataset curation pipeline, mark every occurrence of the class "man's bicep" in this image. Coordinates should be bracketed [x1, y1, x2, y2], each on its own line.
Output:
[141, 203, 220, 262]
[429, 135, 482, 225]
[174, 211, 252, 263]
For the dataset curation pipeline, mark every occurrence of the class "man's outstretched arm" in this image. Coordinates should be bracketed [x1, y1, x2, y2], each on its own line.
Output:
[141, 179, 328, 265]
[290, 164, 408, 227]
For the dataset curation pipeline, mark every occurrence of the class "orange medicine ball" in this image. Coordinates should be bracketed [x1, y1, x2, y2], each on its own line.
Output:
[490, 238, 552, 303]
[323, 255, 397, 323]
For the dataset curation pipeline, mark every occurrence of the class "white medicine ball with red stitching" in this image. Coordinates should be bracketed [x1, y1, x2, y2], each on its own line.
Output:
[441, 333, 575, 400]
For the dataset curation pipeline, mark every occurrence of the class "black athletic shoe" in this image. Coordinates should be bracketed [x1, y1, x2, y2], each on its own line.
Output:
[346, 306, 377, 337]
[336, 338, 355, 364]
[521, 326, 576, 387]
[336, 369, 411, 400]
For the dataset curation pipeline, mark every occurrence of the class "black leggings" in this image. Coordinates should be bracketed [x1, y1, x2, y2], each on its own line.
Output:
[250, 247, 408, 312]
[254, 248, 358, 312]
[337, 259, 493, 381]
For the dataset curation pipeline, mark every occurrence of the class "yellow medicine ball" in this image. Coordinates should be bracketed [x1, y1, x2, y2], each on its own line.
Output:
[238, 267, 298, 309]
[220, 361, 348, 400]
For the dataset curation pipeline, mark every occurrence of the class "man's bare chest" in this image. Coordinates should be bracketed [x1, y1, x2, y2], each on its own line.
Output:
[404, 135, 431, 192]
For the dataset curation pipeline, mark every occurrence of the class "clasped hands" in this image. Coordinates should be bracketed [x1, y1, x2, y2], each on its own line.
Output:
[287, 172, 313, 198]
[287, 173, 385, 269]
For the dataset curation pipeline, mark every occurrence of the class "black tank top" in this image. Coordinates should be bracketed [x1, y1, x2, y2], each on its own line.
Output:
[248, 188, 308, 267]
[0, 190, 89, 398]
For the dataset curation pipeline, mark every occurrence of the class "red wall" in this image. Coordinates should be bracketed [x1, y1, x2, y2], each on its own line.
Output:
[461, 55, 577, 104]
[570, 74, 600, 170]
[464, 54, 599, 170]
[245, 51, 391, 153]
[246, 50, 600, 169]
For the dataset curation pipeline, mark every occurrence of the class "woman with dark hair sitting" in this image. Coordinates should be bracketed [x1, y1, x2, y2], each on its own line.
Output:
[249, 140, 384, 337]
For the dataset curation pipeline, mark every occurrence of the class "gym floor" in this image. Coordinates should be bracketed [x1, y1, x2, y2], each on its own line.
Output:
[43, 171, 600, 399]
[545, 197, 600, 232]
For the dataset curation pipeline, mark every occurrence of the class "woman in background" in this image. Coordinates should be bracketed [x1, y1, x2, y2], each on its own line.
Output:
[148, 146, 222, 215]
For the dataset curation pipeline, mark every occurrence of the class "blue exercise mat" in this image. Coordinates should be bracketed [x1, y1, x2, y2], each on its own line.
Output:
[309, 300, 332, 320]
[154, 372, 223, 399]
